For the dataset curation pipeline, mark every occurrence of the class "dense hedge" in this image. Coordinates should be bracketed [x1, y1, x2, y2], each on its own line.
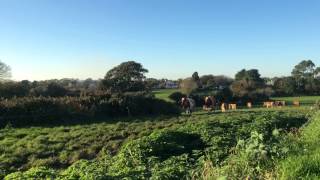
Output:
[0, 92, 180, 127]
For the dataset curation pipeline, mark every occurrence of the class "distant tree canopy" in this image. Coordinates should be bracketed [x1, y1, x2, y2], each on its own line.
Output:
[2, 59, 320, 100]
[0, 61, 11, 81]
[291, 60, 316, 79]
[200, 75, 233, 89]
[273, 77, 297, 96]
[284, 60, 320, 95]
[46, 82, 68, 97]
[231, 69, 270, 101]
[235, 69, 264, 83]
[101, 61, 149, 93]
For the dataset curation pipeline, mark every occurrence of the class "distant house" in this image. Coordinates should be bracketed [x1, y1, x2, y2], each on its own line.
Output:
[165, 80, 179, 89]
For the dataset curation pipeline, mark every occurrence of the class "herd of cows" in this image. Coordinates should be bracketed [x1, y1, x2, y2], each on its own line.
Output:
[181, 96, 301, 114]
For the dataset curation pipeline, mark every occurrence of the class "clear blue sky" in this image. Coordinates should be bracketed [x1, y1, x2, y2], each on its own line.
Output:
[1, 0, 320, 81]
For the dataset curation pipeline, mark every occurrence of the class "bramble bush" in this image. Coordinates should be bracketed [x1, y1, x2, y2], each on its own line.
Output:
[0, 92, 180, 127]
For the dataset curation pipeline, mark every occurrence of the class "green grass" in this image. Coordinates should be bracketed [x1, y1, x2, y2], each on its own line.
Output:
[276, 111, 320, 179]
[153, 88, 320, 107]
[0, 107, 310, 179]
[153, 88, 179, 102]
[271, 96, 320, 105]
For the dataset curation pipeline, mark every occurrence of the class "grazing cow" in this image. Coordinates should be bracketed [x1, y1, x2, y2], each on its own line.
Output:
[181, 97, 195, 115]
[221, 103, 227, 112]
[263, 101, 274, 108]
[247, 102, 252, 108]
[274, 101, 286, 108]
[293, 100, 300, 106]
[203, 96, 215, 111]
[228, 103, 237, 110]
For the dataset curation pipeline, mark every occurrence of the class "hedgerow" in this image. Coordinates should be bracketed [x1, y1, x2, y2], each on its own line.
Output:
[0, 92, 180, 127]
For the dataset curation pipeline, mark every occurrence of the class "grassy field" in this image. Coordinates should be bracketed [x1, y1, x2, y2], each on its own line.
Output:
[153, 88, 179, 102]
[0, 107, 311, 179]
[1, 88, 319, 179]
[271, 96, 320, 105]
[276, 111, 320, 179]
[153, 89, 320, 106]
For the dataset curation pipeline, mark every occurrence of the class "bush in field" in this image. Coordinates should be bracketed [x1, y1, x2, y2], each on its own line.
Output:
[60, 160, 109, 179]
[46, 82, 69, 97]
[169, 92, 185, 104]
[4, 167, 58, 180]
[107, 130, 205, 178]
[0, 92, 180, 127]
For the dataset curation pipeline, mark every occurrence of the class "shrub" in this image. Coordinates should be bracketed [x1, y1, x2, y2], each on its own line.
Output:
[168, 92, 185, 104]
[4, 167, 58, 180]
[60, 160, 109, 180]
[0, 92, 180, 127]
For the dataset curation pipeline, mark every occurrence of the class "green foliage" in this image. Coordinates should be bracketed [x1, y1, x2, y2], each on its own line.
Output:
[168, 91, 185, 104]
[273, 77, 297, 96]
[60, 160, 109, 179]
[107, 130, 204, 178]
[0, 60, 11, 81]
[45, 82, 69, 97]
[235, 69, 263, 83]
[153, 89, 179, 102]
[277, 111, 320, 179]
[0, 92, 180, 127]
[1, 108, 310, 179]
[101, 61, 149, 93]
[200, 75, 233, 90]
[292, 60, 316, 79]
[4, 167, 58, 180]
[231, 69, 273, 102]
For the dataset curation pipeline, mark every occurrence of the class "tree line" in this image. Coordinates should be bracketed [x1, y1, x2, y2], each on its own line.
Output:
[1, 60, 320, 100]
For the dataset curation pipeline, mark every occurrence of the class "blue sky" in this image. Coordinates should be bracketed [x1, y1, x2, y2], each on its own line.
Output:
[0, 0, 320, 80]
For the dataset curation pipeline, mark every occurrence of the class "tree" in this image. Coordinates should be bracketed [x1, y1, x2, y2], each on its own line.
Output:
[0, 61, 11, 81]
[180, 78, 198, 96]
[273, 77, 297, 96]
[145, 78, 160, 90]
[235, 69, 247, 81]
[192, 72, 200, 82]
[200, 75, 233, 89]
[192, 72, 201, 88]
[291, 60, 320, 94]
[234, 69, 264, 89]
[291, 60, 315, 79]
[0, 81, 30, 98]
[46, 82, 68, 97]
[235, 69, 263, 83]
[101, 61, 149, 93]
[231, 69, 269, 101]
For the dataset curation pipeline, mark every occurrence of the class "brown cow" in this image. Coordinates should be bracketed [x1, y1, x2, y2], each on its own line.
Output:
[221, 103, 227, 112]
[293, 100, 300, 106]
[181, 97, 195, 114]
[228, 103, 237, 110]
[263, 101, 274, 108]
[274, 101, 286, 108]
[247, 102, 252, 108]
[203, 96, 215, 111]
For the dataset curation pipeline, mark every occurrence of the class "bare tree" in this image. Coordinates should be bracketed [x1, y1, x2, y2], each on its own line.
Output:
[0, 61, 11, 81]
